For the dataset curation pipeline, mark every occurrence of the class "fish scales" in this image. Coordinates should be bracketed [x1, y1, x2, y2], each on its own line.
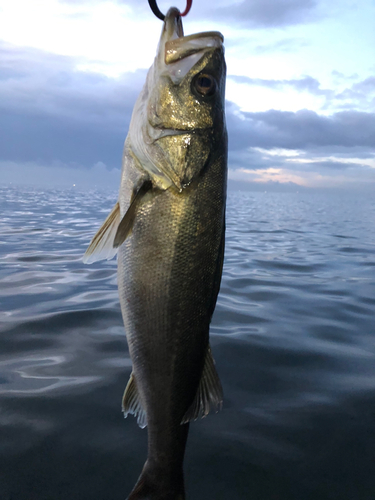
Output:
[118, 150, 226, 420]
[83, 6, 227, 499]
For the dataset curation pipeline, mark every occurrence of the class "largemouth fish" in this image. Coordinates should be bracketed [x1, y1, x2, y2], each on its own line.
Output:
[83, 7, 227, 499]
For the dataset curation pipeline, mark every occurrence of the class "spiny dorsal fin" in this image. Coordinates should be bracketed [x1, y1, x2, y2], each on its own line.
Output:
[82, 202, 121, 264]
[122, 372, 147, 429]
[113, 180, 153, 248]
[181, 345, 223, 424]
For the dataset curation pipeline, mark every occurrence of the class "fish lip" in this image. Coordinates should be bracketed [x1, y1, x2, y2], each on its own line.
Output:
[146, 124, 211, 143]
[173, 31, 224, 44]
[145, 125, 192, 144]
[162, 7, 224, 45]
[161, 7, 223, 65]
[165, 32, 224, 65]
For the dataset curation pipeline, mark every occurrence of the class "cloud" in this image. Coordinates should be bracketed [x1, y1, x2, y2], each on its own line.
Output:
[352, 77, 375, 92]
[228, 178, 304, 192]
[211, 0, 318, 27]
[0, 42, 145, 120]
[228, 151, 375, 191]
[331, 71, 359, 82]
[225, 103, 375, 190]
[0, 42, 146, 168]
[1, 41, 374, 192]
[226, 104, 375, 152]
[253, 38, 310, 54]
[228, 75, 333, 96]
[332, 76, 375, 112]
[58, 0, 317, 29]
[228, 73, 375, 112]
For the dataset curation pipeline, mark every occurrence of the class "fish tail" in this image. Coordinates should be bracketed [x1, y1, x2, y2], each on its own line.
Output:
[127, 459, 185, 500]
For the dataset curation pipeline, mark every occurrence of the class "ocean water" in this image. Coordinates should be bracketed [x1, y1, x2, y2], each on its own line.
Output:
[1, 185, 375, 500]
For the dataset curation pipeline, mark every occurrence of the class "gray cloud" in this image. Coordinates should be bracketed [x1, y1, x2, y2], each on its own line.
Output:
[58, 0, 319, 28]
[228, 75, 333, 96]
[228, 159, 375, 192]
[294, 160, 370, 171]
[331, 70, 359, 82]
[226, 104, 375, 151]
[229, 73, 375, 112]
[59, 0, 201, 21]
[228, 148, 374, 174]
[228, 178, 305, 192]
[0, 42, 146, 168]
[225, 102, 375, 190]
[352, 77, 375, 92]
[0, 42, 145, 121]
[305, 147, 375, 160]
[211, 0, 318, 27]
[253, 37, 310, 54]
[1, 42, 374, 191]
[329, 75, 375, 113]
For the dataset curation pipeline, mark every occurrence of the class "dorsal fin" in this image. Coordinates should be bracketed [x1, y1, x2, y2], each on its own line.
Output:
[181, 345, 223, 424]
[82, 202, 121, 264]
[122, 372, 147, 429]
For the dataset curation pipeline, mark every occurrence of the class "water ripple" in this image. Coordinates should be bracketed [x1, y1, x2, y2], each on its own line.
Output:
[1, 187, 375, 499]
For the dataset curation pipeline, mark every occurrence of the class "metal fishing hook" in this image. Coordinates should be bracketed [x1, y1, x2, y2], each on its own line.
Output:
[148, 0, 165, 20]
[180, 0, 193, 16]
[148, 0, 193, 21]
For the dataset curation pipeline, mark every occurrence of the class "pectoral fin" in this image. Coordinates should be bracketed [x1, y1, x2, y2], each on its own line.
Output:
[82, 202, 121, 264]
[113, 180, 153, 248]
[122, 372, 147, 429]
[181, 345, 223, 424]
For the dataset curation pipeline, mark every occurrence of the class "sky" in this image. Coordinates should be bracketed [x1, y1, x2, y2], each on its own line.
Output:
[0, 0, 374, 191]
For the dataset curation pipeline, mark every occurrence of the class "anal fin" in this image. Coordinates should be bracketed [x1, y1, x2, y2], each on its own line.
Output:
[83, 202, 121, 264]
[122, 372, 147, 429]
[181, 345, 223, 424]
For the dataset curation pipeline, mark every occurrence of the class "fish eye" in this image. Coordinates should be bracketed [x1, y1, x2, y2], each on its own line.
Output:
[192, 74, 216, 97]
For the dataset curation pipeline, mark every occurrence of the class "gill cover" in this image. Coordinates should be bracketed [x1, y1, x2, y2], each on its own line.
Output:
[128, 8, 225, 191]
[83, 9, 226, 263]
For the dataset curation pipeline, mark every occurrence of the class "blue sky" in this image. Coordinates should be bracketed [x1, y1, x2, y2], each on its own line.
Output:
[0, 0, 374, 191]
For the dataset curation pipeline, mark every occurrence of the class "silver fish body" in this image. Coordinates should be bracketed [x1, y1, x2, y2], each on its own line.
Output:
[84, 8, 227, 499]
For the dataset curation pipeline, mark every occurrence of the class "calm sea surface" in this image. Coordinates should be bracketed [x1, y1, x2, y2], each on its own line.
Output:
[1, 186, 375, 500]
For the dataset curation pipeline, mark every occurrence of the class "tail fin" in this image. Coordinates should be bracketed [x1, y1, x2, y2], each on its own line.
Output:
[127, 460, 185, 500]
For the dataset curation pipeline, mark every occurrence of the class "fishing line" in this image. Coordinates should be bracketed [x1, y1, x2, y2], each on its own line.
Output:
[148, 0, 193, 20]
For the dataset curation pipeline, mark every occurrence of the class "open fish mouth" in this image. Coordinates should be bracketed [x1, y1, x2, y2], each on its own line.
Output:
[159, 8, 224, 84]
[127, 6, 225, 191]
[164, 32, 223, 84]
[165, 31, 224, 64]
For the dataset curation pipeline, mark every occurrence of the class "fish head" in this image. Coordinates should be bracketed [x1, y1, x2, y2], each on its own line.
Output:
[129, 8, 226, 191]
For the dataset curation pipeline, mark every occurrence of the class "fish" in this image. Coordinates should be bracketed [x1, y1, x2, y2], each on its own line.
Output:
[83, 6, 227, 499]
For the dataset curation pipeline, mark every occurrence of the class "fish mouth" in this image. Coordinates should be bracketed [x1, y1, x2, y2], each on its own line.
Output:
[160, 8, 223, 73]
[146, 125, 206, 143]
[133, 8, 223, 191]
[165, 31, 224, 65]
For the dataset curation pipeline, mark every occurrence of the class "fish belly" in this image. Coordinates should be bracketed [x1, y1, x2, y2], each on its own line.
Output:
[117, 154, 226, 435]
